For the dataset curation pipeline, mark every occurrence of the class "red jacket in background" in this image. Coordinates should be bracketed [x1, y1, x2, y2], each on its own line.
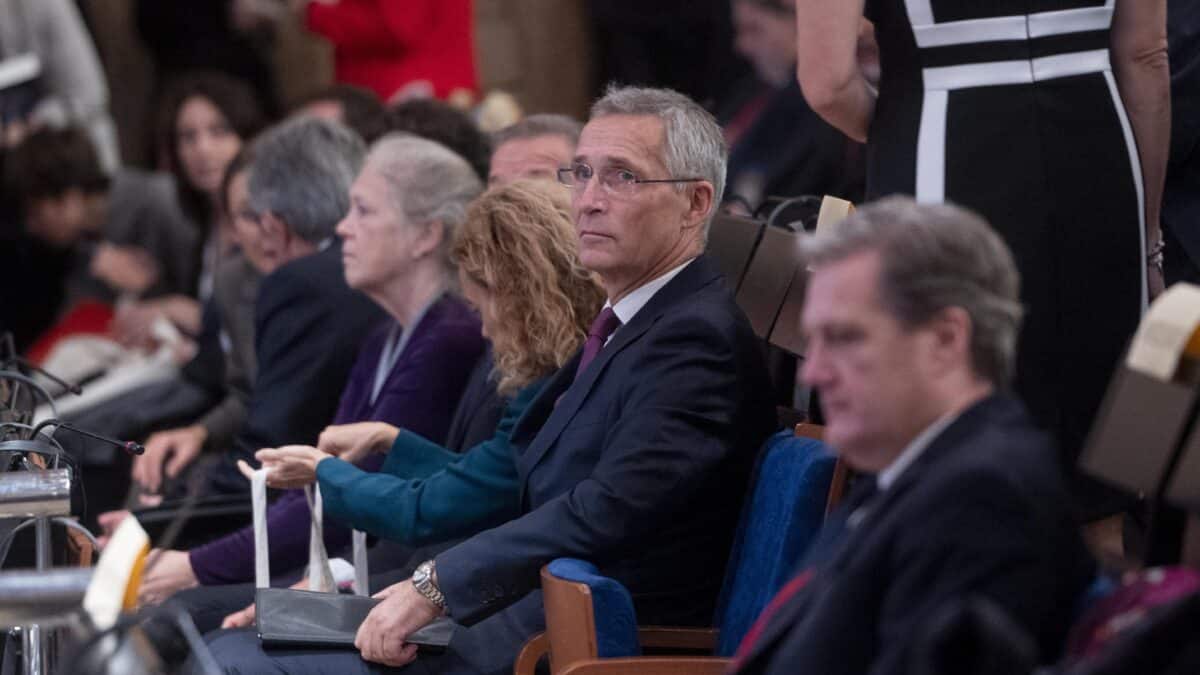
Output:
[305, 0, 477, 101]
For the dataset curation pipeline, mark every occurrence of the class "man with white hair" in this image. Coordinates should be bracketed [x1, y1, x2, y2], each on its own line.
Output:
[203, 85, 776, 675]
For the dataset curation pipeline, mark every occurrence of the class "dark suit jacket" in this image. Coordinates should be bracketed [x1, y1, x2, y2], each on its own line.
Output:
[734, 394, 1096, 675]
[204, 243, 383, 494]
[433, 255, 776, 672]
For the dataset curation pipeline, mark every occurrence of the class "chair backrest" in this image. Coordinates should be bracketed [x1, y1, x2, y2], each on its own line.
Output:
[736, 225, 803, 340]
[767, 264, 808, 356]
[797, 417, 852, 517]
[541, 559, 640, 673]
[706, 213, 766, 293]
[712, 428, 837, 656]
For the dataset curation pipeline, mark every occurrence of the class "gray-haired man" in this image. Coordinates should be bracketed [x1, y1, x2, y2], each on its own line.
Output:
[732, 197, 1096, 675]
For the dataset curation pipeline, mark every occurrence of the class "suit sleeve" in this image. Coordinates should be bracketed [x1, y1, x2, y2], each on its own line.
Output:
[231, 268, 353, 462]
[435, 311, 747, 624]
[868, 470, 1072, 675]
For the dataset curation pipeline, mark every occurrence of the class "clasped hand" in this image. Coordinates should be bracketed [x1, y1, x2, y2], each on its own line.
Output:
[237, 445, 327, 489]
[354, 580, 443, 666]
[237, 422, 401, 489]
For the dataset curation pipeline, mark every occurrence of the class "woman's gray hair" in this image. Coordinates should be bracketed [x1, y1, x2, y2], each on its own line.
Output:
[590, 85, 727, 229]
[364, 133, 484, 269]
[248, 116, 365, 243]
[800, 196, 1024, 386]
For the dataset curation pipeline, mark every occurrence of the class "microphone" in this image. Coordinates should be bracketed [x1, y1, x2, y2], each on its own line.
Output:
[31, 419, 145, 456]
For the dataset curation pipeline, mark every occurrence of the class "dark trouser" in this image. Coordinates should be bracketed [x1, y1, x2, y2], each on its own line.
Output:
[190, 591, 546, 675]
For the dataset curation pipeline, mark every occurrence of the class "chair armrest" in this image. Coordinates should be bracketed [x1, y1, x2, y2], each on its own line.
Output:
[513, 631, 549, 675]
[636, 626, 719, 651]
[561, 657, 733, 675]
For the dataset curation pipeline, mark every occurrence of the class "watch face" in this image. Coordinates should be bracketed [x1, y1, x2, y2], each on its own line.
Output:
[414, 562, 432, 586]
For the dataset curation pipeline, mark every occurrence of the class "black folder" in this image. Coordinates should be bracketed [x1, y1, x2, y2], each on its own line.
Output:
[256, 587, 455, 652]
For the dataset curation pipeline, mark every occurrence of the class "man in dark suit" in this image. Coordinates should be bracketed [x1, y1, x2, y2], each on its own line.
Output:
[731, 197, 1096, 675]
[202, 86, 776, 674]
[203, 117, 383, 495]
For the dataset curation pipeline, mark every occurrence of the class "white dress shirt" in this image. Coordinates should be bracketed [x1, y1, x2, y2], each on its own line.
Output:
[603, 258, 695, 345]
[876, 410, 962, 491]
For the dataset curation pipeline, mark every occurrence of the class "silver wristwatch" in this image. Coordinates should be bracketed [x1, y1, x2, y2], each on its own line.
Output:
[412, 560, 446, 610]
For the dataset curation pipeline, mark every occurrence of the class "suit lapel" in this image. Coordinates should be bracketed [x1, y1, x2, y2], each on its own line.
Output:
[514, 256, 724, 500]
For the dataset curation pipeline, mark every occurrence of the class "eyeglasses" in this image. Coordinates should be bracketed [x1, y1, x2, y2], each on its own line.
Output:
[556, 162, 704, 195]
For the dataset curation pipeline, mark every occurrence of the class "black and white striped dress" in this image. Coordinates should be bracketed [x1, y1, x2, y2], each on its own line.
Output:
[865, 0, 1144, 461]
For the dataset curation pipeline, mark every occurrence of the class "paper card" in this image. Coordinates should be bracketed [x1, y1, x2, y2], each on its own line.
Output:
[83, 516, 149, 630]
[815, 196, 855, 234]
[1126, 284, 1200, 382]
[253, 468, 270, 589]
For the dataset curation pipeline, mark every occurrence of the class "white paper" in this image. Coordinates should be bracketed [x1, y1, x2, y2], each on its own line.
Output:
[815, 196, 855, 234]
[305, 484, 335, 592]
[352, 529, 369, 596]
[252, 468, 270, 589]
[83, 516, 149, 630]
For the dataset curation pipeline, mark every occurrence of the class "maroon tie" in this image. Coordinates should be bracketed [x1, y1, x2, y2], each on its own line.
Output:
[575, 307, 622, 381]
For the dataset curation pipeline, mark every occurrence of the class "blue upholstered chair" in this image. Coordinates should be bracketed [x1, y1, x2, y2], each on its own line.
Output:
[514, 426, 838, 675]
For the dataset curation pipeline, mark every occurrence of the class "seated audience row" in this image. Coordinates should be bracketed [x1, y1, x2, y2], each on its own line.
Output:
[195, 86, 770, 674]
[1, 72, 1106, 675]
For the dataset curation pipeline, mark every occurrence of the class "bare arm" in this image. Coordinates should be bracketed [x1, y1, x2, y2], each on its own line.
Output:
[794, 0, 875, 142]
[1111, 0, 1170, 293]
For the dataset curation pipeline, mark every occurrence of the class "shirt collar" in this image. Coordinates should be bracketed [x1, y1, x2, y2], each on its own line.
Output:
[606, 258, 695, 328]
[876, 409, 960, 491]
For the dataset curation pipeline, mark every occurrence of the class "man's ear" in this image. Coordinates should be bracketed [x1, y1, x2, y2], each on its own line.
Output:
[684, 181, 716, 231]
[926, 306, 973, 375]
[257, 211, 290, 259]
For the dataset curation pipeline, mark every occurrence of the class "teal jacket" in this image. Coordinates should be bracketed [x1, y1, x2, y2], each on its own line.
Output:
[316, 379, 544, 545]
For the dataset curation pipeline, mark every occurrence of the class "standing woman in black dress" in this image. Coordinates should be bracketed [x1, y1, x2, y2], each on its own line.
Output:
[793, 0, 1169, 499]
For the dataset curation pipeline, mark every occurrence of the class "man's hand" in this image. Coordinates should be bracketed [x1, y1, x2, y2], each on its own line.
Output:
[354, 580, 442, 666]
[138, 549, 198, 606]
[133, 426, 208, 494]
[316, 422, 400, 465]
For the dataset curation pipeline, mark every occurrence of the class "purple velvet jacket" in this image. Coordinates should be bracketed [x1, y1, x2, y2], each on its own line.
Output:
[189, 294, 484, 584]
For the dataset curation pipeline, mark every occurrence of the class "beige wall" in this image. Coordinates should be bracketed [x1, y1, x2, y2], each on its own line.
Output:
[82, 0, 593, 165]
[476, 0, 593, 120]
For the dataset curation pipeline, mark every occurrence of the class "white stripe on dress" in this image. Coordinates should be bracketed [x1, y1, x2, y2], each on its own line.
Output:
[1102, 70, 1149, 311]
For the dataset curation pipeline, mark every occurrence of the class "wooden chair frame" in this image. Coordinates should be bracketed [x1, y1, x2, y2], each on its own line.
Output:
[515, 422, 849, 674]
